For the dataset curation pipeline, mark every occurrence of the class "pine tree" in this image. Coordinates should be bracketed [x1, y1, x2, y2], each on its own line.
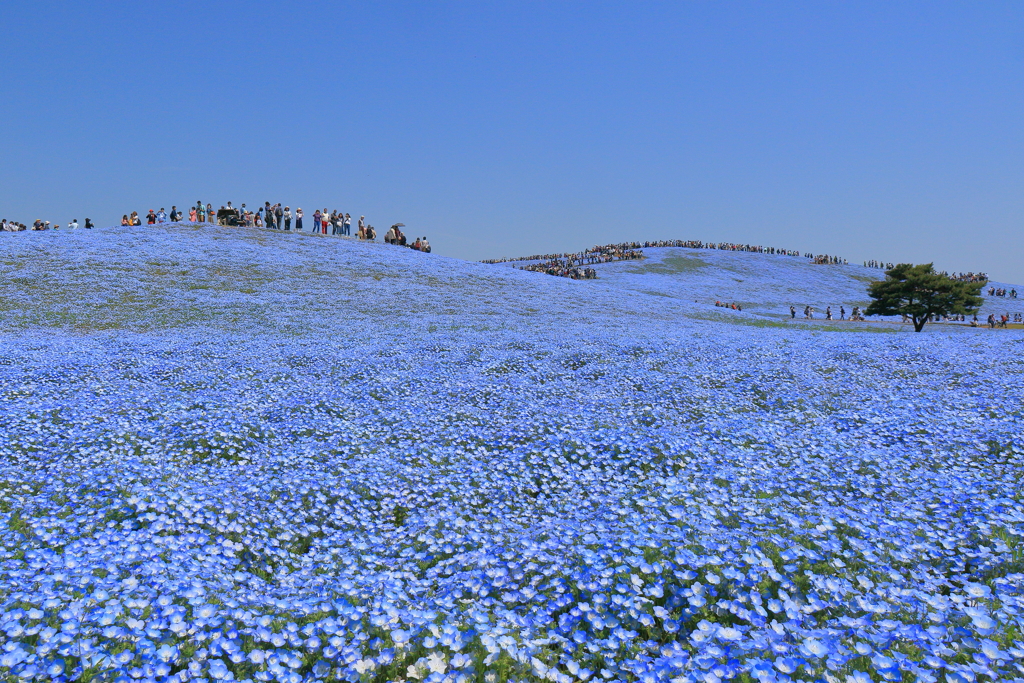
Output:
[865, 263, 985, 332]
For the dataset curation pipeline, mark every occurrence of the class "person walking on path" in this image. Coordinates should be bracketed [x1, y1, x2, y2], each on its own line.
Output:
[344, 213, 351, 236]
[313, 209, 321, 234]
[296, 208, 303, 231]
[284, 207, 291, 231]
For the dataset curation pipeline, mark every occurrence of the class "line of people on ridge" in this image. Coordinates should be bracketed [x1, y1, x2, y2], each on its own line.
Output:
[2, 218, 95, 231]
[483, 240, 848, 265]
[988, 287, 1016, 298]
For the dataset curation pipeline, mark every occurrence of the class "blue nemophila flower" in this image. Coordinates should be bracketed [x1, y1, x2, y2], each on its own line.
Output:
[0, 230, 1022, 681]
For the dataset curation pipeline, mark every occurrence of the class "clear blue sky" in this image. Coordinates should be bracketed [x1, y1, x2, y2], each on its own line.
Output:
[2, 1, 1022, 281]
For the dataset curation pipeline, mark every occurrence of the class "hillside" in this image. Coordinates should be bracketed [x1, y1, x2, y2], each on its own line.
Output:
[3, 226, 1019, 332]
[0, 225, 1022, 683]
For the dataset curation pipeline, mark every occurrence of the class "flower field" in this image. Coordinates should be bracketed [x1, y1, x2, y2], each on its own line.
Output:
[1, 225, 1022, 682]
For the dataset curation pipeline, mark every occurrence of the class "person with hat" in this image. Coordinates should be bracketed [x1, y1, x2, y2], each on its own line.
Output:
[147, 210, 157, 225]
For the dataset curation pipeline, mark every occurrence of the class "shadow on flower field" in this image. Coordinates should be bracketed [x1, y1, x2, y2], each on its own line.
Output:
[0, 225, 1022, 682]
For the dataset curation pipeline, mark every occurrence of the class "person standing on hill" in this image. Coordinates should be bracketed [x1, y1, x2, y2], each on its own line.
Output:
[283, 207, 291, 231]
[295, 208, 303, 231]
[274, 203, 283, 229]
[313, 210, 322, 235]
[358, 216, 365, 239]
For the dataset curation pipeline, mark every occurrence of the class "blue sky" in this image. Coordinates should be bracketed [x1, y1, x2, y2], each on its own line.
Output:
[2, 1, 1022, 281]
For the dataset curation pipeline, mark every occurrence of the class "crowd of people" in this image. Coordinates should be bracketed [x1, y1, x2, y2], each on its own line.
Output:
[520, 262, 599, 279]
[864, 259, 894, 269]
[513, 244, 643, 279]
[3, 201, 431, 252]
[811, 254, 845, 265]
[948, 271, 988, 283]
[715, 301, 743, 311]
[988, 286, 1016, 298]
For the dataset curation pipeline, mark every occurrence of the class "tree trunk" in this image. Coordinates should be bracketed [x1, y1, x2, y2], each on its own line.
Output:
[913, 317, 927, 332]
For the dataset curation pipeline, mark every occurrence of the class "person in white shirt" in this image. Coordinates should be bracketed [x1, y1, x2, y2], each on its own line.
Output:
[68, 219, 79, 229]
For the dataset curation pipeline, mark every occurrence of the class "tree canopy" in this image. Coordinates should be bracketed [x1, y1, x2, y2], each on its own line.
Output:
[865, 263, 985, 332]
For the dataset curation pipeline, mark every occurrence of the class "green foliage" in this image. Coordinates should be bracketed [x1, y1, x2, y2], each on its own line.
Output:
[864, 263, 984, 332]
